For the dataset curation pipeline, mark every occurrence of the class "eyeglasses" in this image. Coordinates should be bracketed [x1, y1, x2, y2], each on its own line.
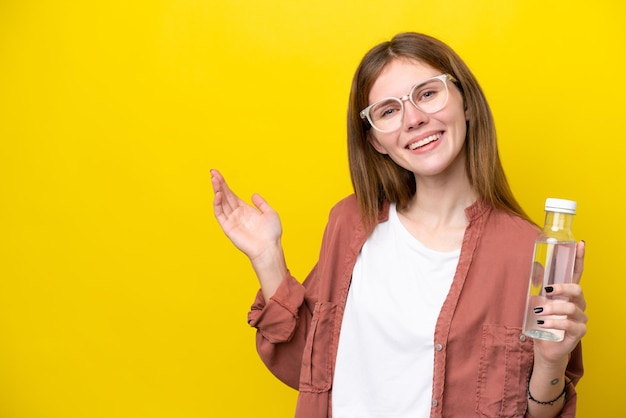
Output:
[360, 74, 456, 133]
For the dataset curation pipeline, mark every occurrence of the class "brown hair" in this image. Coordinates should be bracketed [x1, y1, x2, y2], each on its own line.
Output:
[347, 32, 530, 228]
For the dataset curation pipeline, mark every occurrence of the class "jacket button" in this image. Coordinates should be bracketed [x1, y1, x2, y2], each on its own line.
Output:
[435, 343, 443, 351]
[519, 334, 527, 342]
[432, 399, 439, 407]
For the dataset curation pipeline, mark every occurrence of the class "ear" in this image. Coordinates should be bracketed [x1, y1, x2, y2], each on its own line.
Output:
[368, 133, 388, 155]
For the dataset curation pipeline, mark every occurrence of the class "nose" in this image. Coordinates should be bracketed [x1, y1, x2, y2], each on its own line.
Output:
[403, 100, 429, 130]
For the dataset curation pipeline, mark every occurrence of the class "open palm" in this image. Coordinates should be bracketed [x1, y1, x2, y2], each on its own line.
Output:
[211, 169, 282, 261]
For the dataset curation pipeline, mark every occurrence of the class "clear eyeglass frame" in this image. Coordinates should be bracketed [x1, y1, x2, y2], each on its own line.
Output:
[359, 73, 457, 133]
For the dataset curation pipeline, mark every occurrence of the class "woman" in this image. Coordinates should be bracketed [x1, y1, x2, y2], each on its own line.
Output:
[211, 32, 586, 418]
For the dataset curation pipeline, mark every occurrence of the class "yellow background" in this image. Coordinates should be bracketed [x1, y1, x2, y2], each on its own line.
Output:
[1, 1, 624, 417]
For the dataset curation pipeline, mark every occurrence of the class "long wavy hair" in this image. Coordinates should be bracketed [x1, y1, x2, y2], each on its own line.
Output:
[347, 32, 530, 228]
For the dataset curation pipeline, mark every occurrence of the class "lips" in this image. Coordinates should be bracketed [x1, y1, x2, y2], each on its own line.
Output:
[407, 132, 442, 150]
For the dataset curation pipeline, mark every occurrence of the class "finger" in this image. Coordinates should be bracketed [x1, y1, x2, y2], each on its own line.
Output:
[210, 169, 223, 194]
[548, 283, 583, 298]
[210, 170, 241, 217]
[537, 311, 588, 338]
[546, 283, 586, 311]
[212, 184, 228, 223]
[534, 301, 588, 327]
[536, 299, 584, 319]
[537, 318, 587, 342]
[211, 172, 241, 225]
[251, 193, 274, 215]
[211, 170, 225, 215]
[572, 240, 585, 284]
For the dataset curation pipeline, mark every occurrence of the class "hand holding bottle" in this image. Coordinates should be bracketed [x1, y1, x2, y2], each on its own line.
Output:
[532, 240, 587, 364]
[523, 199, 581, 342]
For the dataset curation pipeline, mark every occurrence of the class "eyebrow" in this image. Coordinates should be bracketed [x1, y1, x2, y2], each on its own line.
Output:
[370, 75, 443, 102]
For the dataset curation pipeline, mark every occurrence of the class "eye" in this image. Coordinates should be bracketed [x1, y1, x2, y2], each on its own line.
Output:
[413, 80, 444, 104]
[416, 88, 439, 102]
[372, 100, 401, 120]
[380, 107, 398, 118]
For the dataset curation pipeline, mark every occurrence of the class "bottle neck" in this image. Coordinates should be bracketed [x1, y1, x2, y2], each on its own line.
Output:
[543, 211, 575, 240]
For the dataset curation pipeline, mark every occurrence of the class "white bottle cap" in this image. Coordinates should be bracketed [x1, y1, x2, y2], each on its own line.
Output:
[545, 198, 577, 215]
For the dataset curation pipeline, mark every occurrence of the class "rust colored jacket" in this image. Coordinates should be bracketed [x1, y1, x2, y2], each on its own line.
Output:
[248, 195, 583, 417]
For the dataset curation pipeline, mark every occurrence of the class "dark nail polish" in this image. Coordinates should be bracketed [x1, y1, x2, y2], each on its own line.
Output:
[544, 286, 554, 293]
[537, 320, 545, 325]
[533, 307, 543, 314]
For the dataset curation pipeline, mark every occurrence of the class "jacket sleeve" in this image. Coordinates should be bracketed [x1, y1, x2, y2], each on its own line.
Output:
[247, 265, 319, 389]
[246, 195, 361, 390]
[524, 342, 584, 418]
[559, 342, 584, 417]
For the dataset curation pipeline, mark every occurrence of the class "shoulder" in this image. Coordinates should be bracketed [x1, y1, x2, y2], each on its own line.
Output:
[327, 195, 390, 228]
[329, 194, 359, 217]
[325, 195, 361, 233]
[321, 194, 379, 246]
[489, 207, 537, 231]
[484, 207, 539, 247]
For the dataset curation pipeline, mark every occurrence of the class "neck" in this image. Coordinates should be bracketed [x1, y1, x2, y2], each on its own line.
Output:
[406, 171, 477, 227]
[396, 179, 477, 252]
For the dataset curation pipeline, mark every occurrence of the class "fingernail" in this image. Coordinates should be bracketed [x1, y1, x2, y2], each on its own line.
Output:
[533, 307, 543, 314]
[544, 286, 554, 293]
[537, 320, 545, 325]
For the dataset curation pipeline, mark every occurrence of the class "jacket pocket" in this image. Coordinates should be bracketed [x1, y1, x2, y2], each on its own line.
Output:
[476, 324, 534, 417]
[299, 302, 338, 393]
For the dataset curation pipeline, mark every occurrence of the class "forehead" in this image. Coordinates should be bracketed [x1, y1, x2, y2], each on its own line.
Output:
[369, 58, 440, 103]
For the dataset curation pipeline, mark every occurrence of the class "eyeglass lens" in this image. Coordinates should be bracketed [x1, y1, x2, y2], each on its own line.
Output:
[369, 77, 448, 132]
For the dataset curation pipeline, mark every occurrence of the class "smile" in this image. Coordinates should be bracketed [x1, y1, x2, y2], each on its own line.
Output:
[407, 132, 442, 150]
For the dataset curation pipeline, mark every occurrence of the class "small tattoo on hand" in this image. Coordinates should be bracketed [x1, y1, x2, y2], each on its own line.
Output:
[551, 378, 560, 385]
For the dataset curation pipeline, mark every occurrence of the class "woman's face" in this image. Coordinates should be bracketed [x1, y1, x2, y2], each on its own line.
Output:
[367, 58, 468, 181]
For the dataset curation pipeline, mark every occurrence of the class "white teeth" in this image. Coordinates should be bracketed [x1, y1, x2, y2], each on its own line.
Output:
[408, 133, 441, 150]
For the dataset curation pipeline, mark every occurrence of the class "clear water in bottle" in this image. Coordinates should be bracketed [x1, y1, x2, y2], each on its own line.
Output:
[522, 239, 576, 341]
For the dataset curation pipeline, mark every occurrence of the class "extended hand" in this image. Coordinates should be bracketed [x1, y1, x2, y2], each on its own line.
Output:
[211, 169, 288, 301]
[211, 169, 283, 261]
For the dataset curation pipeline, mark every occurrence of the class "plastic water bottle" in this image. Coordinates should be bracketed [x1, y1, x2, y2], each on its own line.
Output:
[522, 198, 577, 342]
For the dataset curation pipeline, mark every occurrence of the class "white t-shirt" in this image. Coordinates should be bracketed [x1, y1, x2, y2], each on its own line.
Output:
[332, 203, 460, 418]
